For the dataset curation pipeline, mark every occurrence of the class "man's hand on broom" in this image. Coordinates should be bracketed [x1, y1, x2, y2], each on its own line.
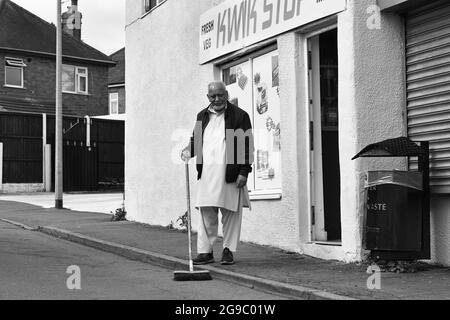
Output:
[236, 175, 247, 188]
[181, 148, 191, 162]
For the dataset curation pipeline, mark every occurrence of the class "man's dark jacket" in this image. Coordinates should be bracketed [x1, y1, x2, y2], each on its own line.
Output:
[189, 101, 254, 183]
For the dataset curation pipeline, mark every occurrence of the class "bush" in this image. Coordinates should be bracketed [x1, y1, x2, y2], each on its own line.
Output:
[111, 207, 127, 222]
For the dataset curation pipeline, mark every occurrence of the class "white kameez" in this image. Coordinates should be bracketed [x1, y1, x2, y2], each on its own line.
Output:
[194, 108, 250, 212]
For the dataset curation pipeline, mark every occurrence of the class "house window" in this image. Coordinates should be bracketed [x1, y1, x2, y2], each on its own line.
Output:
[222, 49, 282, 196]
[144, 0, 165, 13]
[62, 65, 88, 94]
[109, 92, 119, 114]
[4, 58, 26, 88]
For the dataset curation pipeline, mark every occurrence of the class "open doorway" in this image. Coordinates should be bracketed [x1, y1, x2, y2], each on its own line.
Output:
[308, 28, 341, 243]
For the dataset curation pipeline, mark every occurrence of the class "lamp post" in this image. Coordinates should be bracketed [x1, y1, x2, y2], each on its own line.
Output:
[55, 0, 63, 209]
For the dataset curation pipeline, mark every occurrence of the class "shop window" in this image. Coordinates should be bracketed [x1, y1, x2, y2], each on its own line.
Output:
[62, 65, 88, 94]
[223, 50, 282, 195]
[4, 58, 26, 88]
[109, 92, 119, 115]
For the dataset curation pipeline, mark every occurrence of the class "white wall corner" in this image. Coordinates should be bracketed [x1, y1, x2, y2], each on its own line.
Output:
[338, 0, 407, 263]
[337, 0, 360, 261]
[277, 32, 305, 245]
[346, 170, 371, 262]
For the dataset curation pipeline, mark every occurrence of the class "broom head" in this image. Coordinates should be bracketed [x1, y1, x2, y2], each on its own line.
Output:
[173, 270, 212, 281]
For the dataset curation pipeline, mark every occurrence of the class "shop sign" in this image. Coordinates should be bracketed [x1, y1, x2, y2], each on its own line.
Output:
[199, 0, 346, 64]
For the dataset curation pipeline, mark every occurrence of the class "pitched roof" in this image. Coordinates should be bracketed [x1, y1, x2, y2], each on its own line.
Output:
[0, 0, 114, 65]
[108, 47, 125, 85]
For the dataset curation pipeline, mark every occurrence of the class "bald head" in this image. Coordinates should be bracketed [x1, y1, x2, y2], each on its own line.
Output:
[208, 81, 227, 92]
[207, 81, 228, 112]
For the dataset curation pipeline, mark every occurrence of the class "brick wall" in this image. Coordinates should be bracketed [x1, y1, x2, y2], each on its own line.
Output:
[0, 52, 109, 116]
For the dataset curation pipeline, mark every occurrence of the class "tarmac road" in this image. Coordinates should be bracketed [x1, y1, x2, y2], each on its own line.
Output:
[0, 221, 287, 300]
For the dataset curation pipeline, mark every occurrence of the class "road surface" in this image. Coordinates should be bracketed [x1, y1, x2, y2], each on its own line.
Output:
[0, 221, 286, 300]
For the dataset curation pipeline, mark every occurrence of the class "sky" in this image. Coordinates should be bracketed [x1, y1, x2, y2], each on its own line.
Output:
[12, 0, 125, 56]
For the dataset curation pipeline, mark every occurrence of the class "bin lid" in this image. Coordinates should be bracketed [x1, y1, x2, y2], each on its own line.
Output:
[365, 170, 423, 191]
[352, 137, 427, 160]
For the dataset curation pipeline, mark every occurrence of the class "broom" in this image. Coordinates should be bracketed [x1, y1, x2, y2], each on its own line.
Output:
[173, 160, 212, 281]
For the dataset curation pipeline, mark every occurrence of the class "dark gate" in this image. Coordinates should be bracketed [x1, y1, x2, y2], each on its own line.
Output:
[96, 119, 124, 191]
[47, 115, 124, 192]
[63, 142, 98, 192]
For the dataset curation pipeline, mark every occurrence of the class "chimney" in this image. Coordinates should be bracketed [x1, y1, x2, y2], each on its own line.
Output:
[0, 0, 6, 14]
[62, 0, 82, 40]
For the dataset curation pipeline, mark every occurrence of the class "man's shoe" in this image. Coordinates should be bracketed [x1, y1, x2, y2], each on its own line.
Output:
[221, 248, 234, 265]
[193, 252, 214, 265]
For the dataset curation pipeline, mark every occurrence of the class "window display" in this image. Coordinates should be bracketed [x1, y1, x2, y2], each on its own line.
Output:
[223, 50, 282, 192]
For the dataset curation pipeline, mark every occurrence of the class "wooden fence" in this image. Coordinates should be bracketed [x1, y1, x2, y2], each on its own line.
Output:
[0, 112, 124, 191]
[0, 113, 43, 183]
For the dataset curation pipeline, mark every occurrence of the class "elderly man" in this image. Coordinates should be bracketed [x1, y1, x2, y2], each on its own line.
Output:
[181, 81, 253, 265]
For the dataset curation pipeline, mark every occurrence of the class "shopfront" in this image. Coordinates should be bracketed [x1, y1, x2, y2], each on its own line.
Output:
[197, 0, 346, 251]
[125, 0, 449, 265]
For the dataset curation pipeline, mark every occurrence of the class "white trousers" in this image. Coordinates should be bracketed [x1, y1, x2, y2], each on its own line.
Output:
[197, 206, 243, 254]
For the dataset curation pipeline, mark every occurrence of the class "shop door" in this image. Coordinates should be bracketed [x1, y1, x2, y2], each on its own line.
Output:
[308, 28, 341, 242]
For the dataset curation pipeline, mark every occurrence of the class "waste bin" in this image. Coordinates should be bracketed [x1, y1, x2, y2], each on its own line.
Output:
[353, 136, 430, 260]
[364, 171, 423, 252]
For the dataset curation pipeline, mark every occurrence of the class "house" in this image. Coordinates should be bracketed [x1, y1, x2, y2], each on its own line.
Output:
[125, 0, 450, 267]
[0, 0, 124, 193]
[107, 48, 126, 117]
[0, 0, 115, 117]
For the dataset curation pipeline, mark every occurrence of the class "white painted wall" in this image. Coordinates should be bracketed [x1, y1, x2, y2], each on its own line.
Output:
[1, 184, 45, 193]
[337, 0, 408, 262]
[125, 0, 222, 235]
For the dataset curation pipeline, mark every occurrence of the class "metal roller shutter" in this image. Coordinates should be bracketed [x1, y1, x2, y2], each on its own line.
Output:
[406, 0, 450, 193]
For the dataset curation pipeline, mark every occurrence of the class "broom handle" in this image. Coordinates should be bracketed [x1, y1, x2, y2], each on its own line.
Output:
[185, 161, 194, 272]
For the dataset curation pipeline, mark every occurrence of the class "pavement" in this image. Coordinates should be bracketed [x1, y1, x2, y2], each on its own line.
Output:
[0, 193, 449, 300]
